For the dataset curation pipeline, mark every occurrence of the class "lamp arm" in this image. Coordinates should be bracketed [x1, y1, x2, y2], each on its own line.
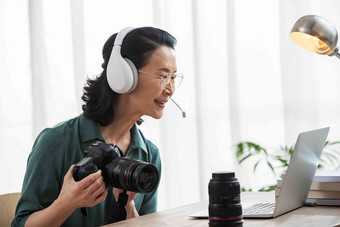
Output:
[329, 47, 340, 60]
[335, 52, 340, 60]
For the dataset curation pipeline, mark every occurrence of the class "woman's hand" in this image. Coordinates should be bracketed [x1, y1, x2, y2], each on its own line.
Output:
[113, 188, 139, 219]
[58, 165, 108, 210]
[25, 165, 107, 227]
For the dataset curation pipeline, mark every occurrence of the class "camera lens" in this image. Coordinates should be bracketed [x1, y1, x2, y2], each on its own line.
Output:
[208, 171, 243, 227]
[134, 164, 158, 192]
[106, 157, 159, 193]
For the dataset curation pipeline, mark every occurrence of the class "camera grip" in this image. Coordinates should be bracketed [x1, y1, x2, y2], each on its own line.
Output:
[73, 157, 98, 181]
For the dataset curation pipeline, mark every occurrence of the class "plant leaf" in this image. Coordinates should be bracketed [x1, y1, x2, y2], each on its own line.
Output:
[253, 160, 261, 173]
[238, 153, 252, 164]
[258, 184, 277, 192]
[266, 161, 276, 175]
[236, 143, 245, 158]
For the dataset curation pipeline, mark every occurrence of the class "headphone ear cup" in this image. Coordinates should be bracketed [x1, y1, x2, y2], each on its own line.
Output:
[124, 58, 138, 92]
[106, 45, 137, 93]
[106, 27, 136, 94]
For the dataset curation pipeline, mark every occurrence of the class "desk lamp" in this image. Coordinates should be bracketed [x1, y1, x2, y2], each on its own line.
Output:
[290, 15, 340, 60]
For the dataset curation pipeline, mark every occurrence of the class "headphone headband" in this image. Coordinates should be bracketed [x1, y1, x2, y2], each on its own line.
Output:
[114, 27, 134, 46]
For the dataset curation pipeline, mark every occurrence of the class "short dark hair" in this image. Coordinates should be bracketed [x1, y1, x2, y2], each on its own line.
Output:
[81, 27, 177, 126]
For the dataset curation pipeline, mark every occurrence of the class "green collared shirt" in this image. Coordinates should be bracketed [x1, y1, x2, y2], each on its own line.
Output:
[12, 114, 161, 227]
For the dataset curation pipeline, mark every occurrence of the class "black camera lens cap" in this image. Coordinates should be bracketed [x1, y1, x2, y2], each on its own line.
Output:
[212, 171, 235, 180]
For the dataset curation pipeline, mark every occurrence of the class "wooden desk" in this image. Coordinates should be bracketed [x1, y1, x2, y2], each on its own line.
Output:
[103, 192, 340, 227]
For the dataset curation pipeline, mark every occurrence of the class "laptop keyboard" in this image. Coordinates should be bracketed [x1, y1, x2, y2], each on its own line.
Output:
[243, 202, 276, 215]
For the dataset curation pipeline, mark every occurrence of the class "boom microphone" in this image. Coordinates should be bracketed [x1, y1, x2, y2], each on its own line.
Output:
[170, 97, 186, 118]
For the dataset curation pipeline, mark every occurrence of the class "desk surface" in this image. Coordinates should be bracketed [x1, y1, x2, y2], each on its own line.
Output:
[103, 192, 340, 227]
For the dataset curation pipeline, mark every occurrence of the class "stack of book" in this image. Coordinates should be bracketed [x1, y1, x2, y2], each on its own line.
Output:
[275, 170, 340, 206]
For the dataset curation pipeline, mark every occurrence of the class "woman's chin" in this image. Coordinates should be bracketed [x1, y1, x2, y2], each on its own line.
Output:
[147, 111, 163, 120]
[154, 114, 163, 119]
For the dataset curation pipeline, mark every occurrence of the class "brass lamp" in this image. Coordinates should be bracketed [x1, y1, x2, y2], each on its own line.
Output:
[290, 15, 340, 59]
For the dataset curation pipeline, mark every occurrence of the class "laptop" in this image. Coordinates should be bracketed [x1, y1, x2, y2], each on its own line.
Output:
[190, 127, 330, 219]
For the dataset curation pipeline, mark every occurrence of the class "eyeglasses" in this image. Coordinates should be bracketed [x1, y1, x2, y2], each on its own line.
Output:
[138, 70, 184, 89]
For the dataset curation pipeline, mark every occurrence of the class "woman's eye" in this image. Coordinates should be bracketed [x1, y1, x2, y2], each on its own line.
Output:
[161, 74, 169, 80]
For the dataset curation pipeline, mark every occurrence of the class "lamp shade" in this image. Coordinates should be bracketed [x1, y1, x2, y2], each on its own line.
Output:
[290, 15, 338, 56]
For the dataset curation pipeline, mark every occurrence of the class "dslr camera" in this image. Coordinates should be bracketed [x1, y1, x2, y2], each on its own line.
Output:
[73, 141, 159, 193]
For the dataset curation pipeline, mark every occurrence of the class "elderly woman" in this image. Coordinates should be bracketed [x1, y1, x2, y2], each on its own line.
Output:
[12, 26, 183, 227]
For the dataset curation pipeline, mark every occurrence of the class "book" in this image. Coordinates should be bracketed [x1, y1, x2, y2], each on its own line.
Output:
[281, 170, 340, 182]
[274, 196, 340, 206]
[276, 170, 340, 206]
[305, 198, 340, 206]
[275, 187, 340, 199]
[277, 179, 340, 191]
[312, 170, 340, 182]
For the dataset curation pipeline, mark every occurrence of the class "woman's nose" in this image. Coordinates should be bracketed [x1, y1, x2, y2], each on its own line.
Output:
[164, 81, 175, 96]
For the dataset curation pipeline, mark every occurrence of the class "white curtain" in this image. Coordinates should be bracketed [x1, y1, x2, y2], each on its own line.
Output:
[1, 0, 340, 211]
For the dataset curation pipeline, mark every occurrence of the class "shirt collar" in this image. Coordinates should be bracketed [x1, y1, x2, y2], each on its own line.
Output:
[79, 114, 104, 143]
[79, 114, 148, 154]
[128, 124, 148, 154]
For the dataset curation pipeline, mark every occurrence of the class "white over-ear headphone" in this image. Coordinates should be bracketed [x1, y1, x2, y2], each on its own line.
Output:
[106, 27, 138, 93]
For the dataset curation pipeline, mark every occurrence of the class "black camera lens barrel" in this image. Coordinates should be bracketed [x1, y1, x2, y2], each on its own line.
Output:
[208, 171, 243, 227]
[106, 157, 159, 193]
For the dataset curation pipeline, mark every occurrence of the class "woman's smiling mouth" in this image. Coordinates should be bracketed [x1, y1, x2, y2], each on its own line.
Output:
[154, 99, 168, 108]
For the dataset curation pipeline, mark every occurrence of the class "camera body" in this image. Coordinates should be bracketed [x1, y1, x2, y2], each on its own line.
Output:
[73, 141, 159, 193]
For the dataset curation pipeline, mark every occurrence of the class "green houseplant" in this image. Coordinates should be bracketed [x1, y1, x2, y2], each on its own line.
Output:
[235, 140, 340, 191]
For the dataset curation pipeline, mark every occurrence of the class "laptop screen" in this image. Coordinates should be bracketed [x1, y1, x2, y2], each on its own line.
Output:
[273, 127, 330, 217]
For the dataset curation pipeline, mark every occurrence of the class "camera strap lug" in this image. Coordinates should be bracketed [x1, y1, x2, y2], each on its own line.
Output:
[80, 207, 88, 227]
[110, 190, 128, 223]
[118, 190, 128, 206]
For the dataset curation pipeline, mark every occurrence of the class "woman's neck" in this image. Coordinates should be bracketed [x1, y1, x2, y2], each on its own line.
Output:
[99, 117, 135, 155]
[99, 98, 142, 155]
